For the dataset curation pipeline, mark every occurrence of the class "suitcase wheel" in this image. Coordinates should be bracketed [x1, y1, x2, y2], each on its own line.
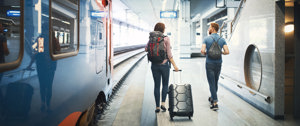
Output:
[189, 116, 191, 120]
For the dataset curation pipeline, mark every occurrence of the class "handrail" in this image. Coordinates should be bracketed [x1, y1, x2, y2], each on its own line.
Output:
[219, 21, 226, 36]
[230, 0, 246, 33]
[220, 74, 271, 103]
[219, 0, 246, 37]
[0, 17, 17, 25]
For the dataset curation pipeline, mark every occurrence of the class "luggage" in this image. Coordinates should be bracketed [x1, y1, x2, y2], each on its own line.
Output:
[3, 82, 34, 119]
[168, 70, 194, 120]
[146, 31, 167, 64]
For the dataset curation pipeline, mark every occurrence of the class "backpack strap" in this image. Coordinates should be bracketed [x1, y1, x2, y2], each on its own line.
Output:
[157, 35, 167, 43]
[210, 36, 215, 42]
[216, 37, 221, 43]
[160, 35, 168, 60]
[210, 36, 222, 44]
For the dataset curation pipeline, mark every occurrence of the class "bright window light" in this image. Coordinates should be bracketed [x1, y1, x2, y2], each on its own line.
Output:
[285, 23, 294, 33]
[162, 0, 167, 11]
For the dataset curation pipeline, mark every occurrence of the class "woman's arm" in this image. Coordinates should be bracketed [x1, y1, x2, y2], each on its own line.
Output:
[165, 37, 179, 71]
[145, 41, 149, 52]
[169, 58, 179, 71]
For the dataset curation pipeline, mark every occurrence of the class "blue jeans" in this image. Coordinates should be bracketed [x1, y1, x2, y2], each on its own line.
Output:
[151, 62, 170, 107]
[206, 63, 222, 103]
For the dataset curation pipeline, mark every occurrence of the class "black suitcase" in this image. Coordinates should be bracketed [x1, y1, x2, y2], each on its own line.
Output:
[3, 82, 34, 119]
[168, 70, 194, 120]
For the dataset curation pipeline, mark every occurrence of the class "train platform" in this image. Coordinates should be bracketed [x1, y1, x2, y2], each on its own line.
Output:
[96, 52, 300, 126]
[2, 0, 300, 125]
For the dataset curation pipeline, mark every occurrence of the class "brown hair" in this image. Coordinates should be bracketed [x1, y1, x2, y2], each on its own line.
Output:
[154, 22, 165, 33]
[210, 23, 219, 32]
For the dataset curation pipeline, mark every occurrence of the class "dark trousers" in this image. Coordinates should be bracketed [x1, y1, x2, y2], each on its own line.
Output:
[151, 62, 170, 107]
[37, 69, 55, 107]
[206, 62, 222, 103]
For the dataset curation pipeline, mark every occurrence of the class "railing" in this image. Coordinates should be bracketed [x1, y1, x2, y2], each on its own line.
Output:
[220, 74, 271, 103]
[230, 0, 246, 33]
[219, 21, 227, 36]
[114, 44, 146, 56]
[219, 0, 246, 37]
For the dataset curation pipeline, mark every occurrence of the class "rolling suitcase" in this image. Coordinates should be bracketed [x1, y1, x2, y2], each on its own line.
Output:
[168, 70, 194, 120]
[4, 82, 34, 119]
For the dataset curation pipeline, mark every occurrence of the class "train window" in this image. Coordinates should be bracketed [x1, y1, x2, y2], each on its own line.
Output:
[0, 0, 24, 72]
[50, 0, 79, 60]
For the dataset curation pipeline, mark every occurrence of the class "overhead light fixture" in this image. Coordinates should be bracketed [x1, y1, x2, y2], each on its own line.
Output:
[11, 6, 20, 8]
[285, 22, 294, 33]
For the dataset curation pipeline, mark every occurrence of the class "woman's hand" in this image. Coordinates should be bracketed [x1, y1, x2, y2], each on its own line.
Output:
[169, 58, 179, 72]
[174, 66, 179, 72]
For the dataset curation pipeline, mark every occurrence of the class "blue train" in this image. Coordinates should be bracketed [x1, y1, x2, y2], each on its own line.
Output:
[0, 0, 113, 125]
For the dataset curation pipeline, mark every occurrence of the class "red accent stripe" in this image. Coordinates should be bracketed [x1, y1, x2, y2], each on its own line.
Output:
[149, 43, 151, 56]
[156, 37, 161, 56]
[151, 43, 155, 56]
[157, 43, 159, 56]
[149, 44, 151, 56]
[150, 43, 152, 56]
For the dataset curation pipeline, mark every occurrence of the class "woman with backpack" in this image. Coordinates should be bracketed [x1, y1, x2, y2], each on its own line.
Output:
[146, 22, 179, 113]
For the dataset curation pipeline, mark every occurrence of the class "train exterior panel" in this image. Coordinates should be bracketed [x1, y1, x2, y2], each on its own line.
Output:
[0, 0, 113, 125]
[220, 0, 285, 118]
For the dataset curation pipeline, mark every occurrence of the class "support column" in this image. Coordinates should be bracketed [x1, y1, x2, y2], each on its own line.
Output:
[294, 1, 300, 119]
[284, 6, 295, 115]
[201, 19, 208, 42]
[190, 22, 196, 46]
[274, 0, 285, 119]
[179, 0, 191, 58]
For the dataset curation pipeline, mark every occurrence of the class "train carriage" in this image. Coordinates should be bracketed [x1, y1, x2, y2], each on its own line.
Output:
[0, 0, 113, 125]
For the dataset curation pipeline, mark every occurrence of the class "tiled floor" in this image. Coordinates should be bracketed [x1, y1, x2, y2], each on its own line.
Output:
[97, 54, 300, 126]
[154, 57, 300, 126]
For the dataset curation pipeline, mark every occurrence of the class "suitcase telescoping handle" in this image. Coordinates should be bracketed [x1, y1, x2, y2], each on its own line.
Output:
[173, 69, 182, 84]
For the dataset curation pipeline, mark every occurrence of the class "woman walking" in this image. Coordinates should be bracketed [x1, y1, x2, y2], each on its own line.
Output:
[146, 22, 179, 113]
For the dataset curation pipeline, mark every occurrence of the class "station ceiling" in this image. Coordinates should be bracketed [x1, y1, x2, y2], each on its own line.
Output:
[120, 0, 177, 26]
[119, 0, 218, 26]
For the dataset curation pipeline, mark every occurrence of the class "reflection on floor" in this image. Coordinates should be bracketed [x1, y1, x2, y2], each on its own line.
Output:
[97, 54, 300, 126]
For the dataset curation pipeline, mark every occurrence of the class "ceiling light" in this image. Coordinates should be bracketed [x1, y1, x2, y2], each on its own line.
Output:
[285, 23, 294, 33]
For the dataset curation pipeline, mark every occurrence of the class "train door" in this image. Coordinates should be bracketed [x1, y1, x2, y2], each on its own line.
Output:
[106, 1, 112, 85]
[91, 19, 105, 75]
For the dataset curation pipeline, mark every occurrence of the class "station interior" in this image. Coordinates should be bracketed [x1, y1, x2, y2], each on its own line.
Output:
[0, 0, 300, 126]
